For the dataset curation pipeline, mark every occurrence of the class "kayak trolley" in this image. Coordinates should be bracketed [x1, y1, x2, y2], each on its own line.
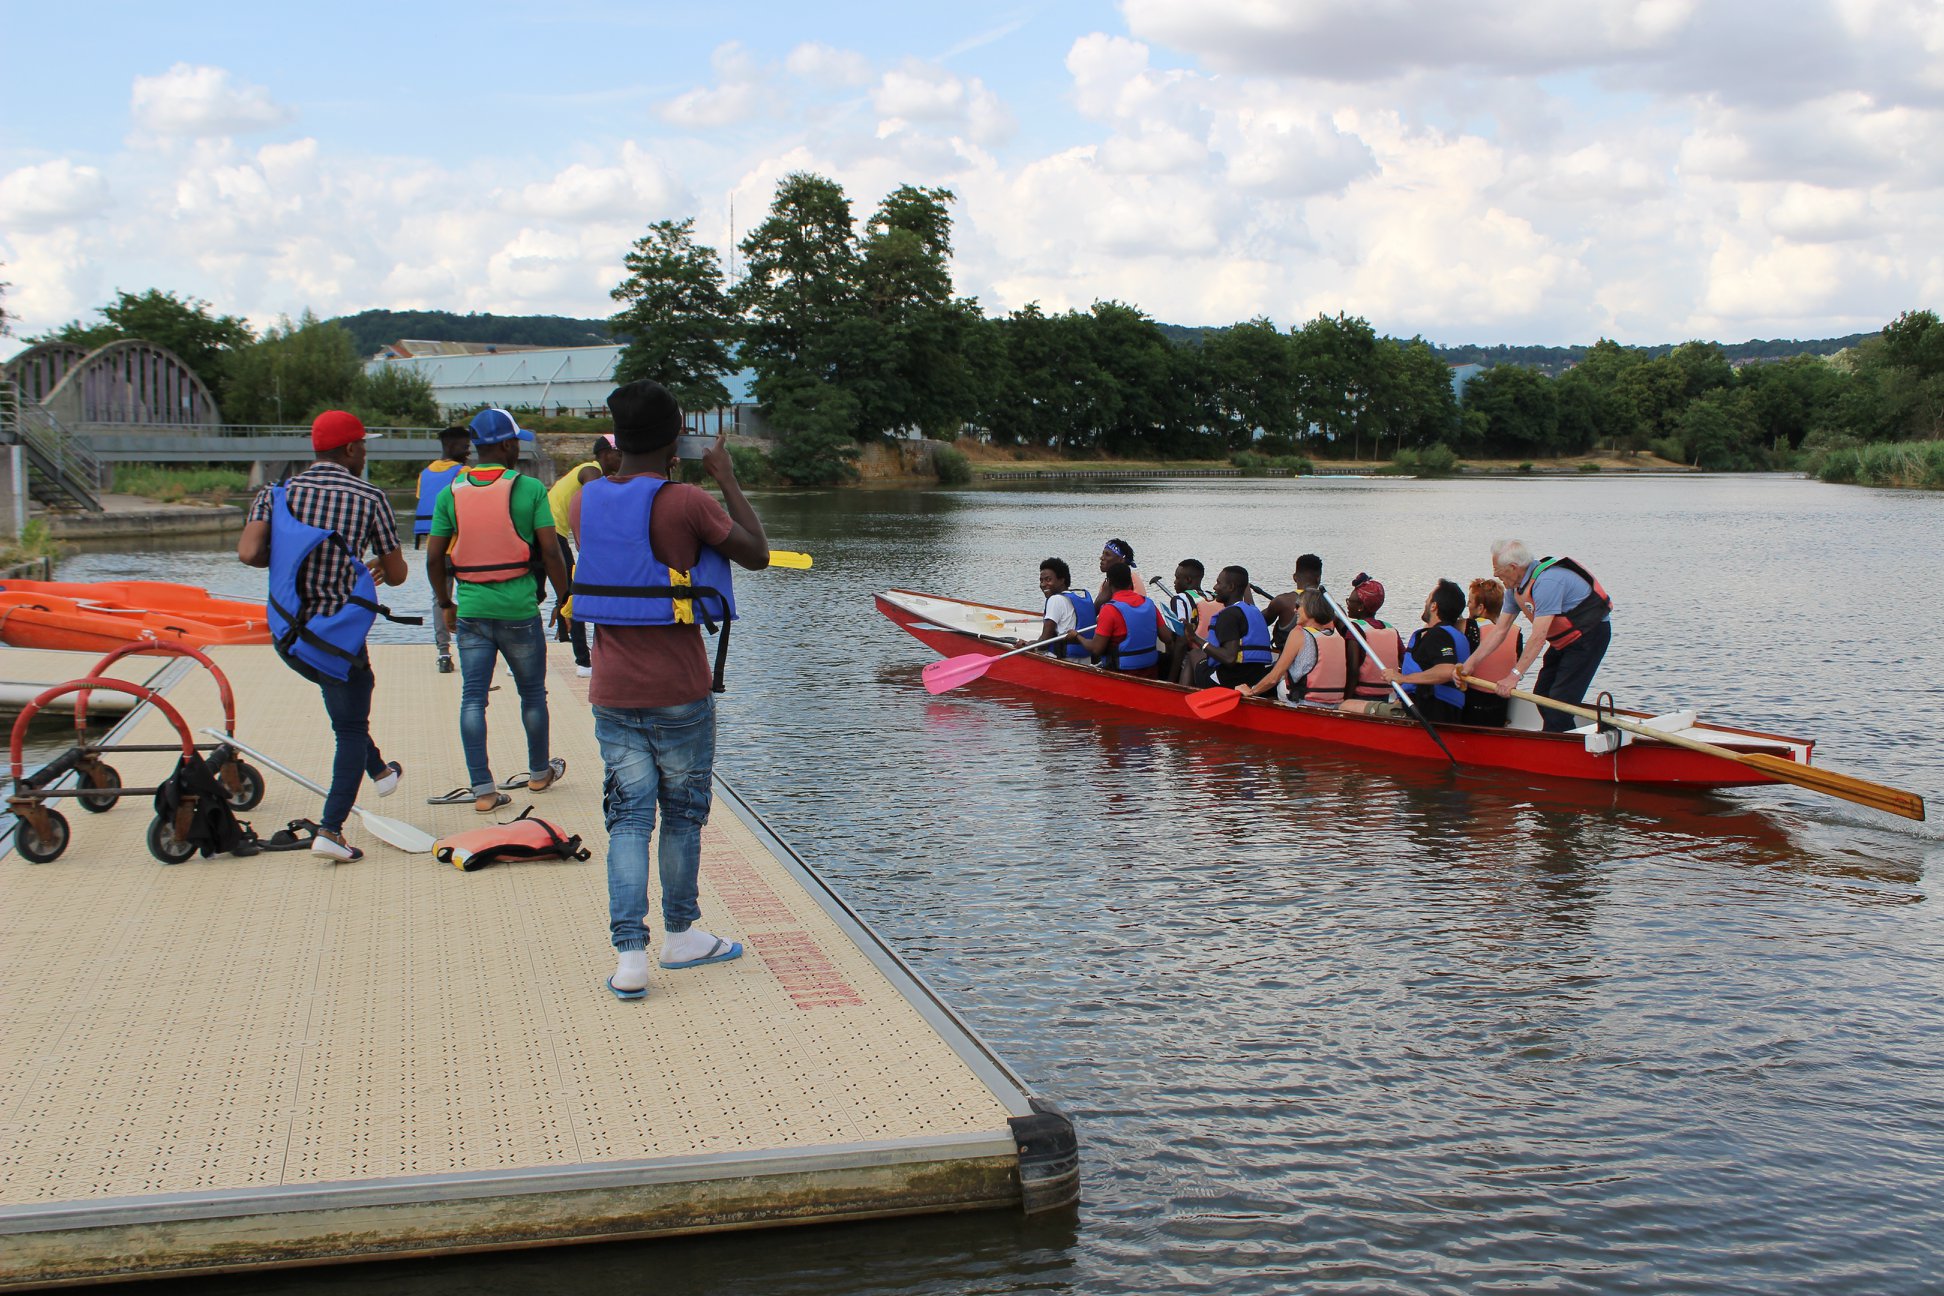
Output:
[6, 645, 264, 865]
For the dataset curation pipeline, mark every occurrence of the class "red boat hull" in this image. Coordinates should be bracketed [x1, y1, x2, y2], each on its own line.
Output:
[877, 591, 1811, 790]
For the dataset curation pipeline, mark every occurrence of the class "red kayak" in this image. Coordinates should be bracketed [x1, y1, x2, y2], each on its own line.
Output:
[877, 589, 1816, 790]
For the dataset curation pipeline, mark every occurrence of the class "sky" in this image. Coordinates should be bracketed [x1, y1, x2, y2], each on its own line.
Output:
[2, 0, 1941, 357]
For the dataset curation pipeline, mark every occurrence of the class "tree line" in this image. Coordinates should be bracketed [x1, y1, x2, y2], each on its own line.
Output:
[612, 172, 1942, 481]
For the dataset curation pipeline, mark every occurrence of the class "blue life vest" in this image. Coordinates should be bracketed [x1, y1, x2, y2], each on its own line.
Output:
[413, 462, 465, 539]
[571, 475, 738, 691]
[1230, 601, 1276, 665]
[266, 484, 382, 682]
[1403, 623, 1471, 710]
[1105, 594, 1159, 673]
[1058, 589, 1096, 659]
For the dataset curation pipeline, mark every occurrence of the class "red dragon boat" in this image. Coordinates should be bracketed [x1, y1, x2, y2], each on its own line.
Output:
[877, 589, 1816, 791]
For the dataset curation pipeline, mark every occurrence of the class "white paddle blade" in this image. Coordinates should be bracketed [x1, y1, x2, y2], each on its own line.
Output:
[356, 808, 437, 854]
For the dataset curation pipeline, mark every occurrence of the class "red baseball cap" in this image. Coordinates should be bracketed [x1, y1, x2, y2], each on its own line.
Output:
[312, 409, 373, 452]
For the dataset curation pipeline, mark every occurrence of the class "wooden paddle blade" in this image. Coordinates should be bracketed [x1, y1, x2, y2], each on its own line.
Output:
[1740, 752, 1926, 821]
[921, 653, 993, 695]
[1185, 686, 1243, 719]
[769, 550, 813, 570]
[357, 808, 438, 854]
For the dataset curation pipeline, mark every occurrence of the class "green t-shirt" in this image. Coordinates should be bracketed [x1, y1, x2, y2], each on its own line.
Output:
[431, 467, 554, 620]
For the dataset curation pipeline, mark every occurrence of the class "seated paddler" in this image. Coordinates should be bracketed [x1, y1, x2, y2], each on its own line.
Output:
[1181, 564, 1275, 690]
[1347, 579, 1471, 724]
[1032, 557, 1095, 659]
[1065, 560, 1173, 677]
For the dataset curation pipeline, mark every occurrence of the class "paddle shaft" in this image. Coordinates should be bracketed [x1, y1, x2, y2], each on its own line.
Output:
[1324, 591, 1456, 764]
[1456, 677, 1925, 821]
[202, 729, 440, 847]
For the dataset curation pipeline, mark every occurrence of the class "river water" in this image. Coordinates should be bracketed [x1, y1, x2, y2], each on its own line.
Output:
[54, 473, 1944, 1294]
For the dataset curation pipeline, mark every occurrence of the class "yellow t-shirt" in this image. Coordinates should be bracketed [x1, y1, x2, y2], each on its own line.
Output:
[547, 461, 601, 535]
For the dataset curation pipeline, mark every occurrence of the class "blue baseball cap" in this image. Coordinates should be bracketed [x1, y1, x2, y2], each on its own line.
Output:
[469, 408, 534, 446]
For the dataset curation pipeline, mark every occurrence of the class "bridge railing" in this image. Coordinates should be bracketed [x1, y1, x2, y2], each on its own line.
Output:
[6, 389, 105, 510]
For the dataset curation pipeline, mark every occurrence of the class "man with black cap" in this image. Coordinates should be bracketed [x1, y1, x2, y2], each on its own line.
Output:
[237, 409, 410, 862]
[569, 380, 770, 1001]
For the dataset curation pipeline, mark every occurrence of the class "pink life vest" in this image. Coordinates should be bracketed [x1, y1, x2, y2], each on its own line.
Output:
[434, 807, 590, 871]
[449, 469, 534, 584]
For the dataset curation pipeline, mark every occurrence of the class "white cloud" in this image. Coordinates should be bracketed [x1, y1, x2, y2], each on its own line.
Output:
[0, 160, 111, 231]
[130, 64, 293, 138]
[516, 144, 684, 221]
[658, 43, 764, 129]
[785, 42, 872, 89]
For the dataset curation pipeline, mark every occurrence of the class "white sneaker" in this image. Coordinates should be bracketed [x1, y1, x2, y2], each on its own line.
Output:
[660, 927, 744, 969]
[371, 760, 403, 797]
[575, 664, 592, 678]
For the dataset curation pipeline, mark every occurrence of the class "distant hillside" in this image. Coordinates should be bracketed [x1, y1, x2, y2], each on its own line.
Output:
[330, 309, 611, 356]
[1159, 321, 1872, 374]
[333, 308, 1871, 374]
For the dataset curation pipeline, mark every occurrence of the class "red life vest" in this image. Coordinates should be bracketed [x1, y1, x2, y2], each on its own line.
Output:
[434, 807, 590, 872]
[1351, 623, 1402, 698]
[449, 469, 534, 584]
[1516, 556, 1612, 649]
[1294, 629, 1347, 705]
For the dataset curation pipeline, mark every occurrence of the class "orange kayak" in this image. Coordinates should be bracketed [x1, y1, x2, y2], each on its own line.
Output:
[0, 581, 271, 651]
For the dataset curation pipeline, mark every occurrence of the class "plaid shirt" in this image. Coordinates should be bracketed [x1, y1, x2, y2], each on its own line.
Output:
[248, 462, 400, 616]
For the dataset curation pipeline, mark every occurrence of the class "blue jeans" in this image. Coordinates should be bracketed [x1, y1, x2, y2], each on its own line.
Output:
[596, 698, 715, 952]
[316, 661, 388, 835]
[457, 615, 551, 796]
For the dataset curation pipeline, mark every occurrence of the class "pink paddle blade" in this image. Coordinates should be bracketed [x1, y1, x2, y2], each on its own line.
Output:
[1185, 686, 1243, 719]
[921, 653, 995, 695]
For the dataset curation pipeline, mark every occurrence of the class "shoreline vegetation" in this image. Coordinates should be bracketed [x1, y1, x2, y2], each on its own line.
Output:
[16, 174, 1938, 494]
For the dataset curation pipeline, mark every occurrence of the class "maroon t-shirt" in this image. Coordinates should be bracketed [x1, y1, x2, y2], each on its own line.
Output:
[571, 472, 734, 708]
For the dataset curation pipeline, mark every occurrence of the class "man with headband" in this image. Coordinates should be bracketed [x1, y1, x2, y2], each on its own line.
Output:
[1095, 538, 1143, 607]
[569, 380, 770, 1001]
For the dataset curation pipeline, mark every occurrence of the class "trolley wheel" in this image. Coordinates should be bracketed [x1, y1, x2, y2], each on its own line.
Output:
[226, 762, 266, 811]
[77, 764, 123, 814]
[15, 810, 71, 864]
[146, 814, 197, 865]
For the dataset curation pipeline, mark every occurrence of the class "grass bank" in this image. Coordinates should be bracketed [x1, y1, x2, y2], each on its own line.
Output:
[1809, 440, 1944, 490]
[0, 519, 63, 571]
[110, 465, 250, 503]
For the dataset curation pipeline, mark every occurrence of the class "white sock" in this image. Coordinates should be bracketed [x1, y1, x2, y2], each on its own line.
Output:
[612, 950, 649, 991]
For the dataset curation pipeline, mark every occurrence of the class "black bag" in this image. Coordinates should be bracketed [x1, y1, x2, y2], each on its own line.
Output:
[152, 748, 258, 858]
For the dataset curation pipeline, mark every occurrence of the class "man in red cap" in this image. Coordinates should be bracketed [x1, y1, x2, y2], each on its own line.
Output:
[238, 409, 411, 861]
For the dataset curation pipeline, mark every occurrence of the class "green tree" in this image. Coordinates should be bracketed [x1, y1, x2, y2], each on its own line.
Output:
[39, 288, 252, 408]
[764, 375, 861, 485]
[608, 217, 737, 413]
[851, 185, 982, 440]
[1676, 388, 1764, 469]
[1368, 337, 1460, 455]
[1461, 363, 1559, 455]
[1201, 318, 1300, 451]
[1291, 313, 1380, 458]
[733, 172, 862, 437]
[1735, 354, 1845, 450]
[222, 312, 363, 425]
[352, 363, 439, 426]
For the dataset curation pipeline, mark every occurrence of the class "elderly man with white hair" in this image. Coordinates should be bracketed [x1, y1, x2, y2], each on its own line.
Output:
[1471, 539, 1613, 732]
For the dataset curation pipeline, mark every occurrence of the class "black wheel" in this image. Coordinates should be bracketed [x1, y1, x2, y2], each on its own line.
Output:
[226, 762, 265, 811]
[77, 764, 122, 814]
[15, 810, 70, 863]
[146, 814, 196, 865]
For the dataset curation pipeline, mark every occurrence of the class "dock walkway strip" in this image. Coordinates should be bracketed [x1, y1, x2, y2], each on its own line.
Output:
[0, 644, 1073, 1288]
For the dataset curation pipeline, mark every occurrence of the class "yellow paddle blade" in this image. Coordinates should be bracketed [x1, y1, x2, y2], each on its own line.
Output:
[769, 550, 814, 570]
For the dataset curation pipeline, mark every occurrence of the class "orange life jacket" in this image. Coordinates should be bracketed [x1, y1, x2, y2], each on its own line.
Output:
[1294, 628, 1347, 705]
[1192, 598, 1222, 638]
[1351, 623, 1402, 698]
[449, 469, 534, 584]
[434, 807, 590, 872]
[1468, 623, 1520, 684]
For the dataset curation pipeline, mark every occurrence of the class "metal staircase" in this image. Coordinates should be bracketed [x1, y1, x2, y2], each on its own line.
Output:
[0, 382, 103, 511]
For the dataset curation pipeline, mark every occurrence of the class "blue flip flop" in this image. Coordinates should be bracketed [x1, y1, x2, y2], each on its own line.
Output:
[660, 937, 743, 970]
[605, 975, 647, 1001]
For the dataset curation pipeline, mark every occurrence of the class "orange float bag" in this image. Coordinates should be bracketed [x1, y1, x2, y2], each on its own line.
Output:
[434, 806, 592, 872]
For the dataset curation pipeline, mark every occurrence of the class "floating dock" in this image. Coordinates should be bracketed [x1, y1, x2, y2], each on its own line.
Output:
[0, 645, 1075, 1289]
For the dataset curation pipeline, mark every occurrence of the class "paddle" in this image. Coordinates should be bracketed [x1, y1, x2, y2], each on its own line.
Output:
[202, 728, 439, 852]
[1456, 677, 1926, 821]
[1185, 686, 1244, 719]
[1324, 590, 1457, 764]
[769, 550, 813, 570]
[922, 625, 1096, 695]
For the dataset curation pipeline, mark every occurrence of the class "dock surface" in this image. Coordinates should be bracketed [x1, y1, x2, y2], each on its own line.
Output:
[1, 644, 1071, 1288]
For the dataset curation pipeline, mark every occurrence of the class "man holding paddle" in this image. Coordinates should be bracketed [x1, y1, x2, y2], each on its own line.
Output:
[1475, 539, 1613, 732]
